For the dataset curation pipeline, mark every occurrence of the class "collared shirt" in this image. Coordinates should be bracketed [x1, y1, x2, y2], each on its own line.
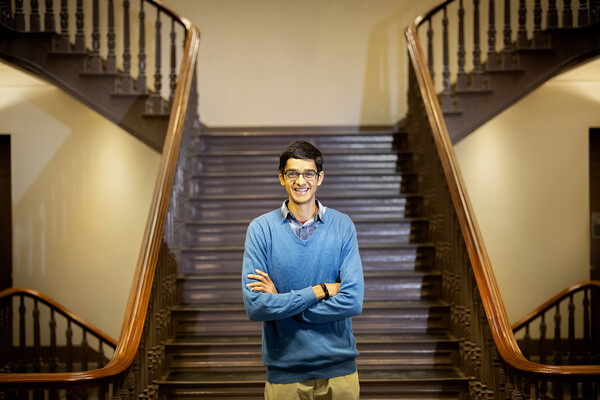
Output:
[280, 200, 327, 241]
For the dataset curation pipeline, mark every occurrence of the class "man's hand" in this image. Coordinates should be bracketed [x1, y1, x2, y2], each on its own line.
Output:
[246, 269, 278, 294]
[312, 282, 340, 300]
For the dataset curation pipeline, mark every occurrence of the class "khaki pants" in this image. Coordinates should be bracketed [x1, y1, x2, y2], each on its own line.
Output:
[264, 371, 360, 400]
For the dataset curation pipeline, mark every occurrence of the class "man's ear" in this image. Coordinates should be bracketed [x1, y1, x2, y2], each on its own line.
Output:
[279, 172, 286, 186]
[317, 171, 324, 186]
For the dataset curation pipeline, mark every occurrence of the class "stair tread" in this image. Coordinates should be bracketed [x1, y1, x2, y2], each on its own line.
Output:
[190, 192, 423, 200]
[167, 332, 459, 346]
[181, 242, 434, 252]
[194, 148, 407, 156]
[174, 299, 448, 311]
[160, 367, 467, 384]
[185, 216, 428, 226]
[201, 126, 396, 136]
[193, 169, 415, 178]
[178, 270, 441, 280]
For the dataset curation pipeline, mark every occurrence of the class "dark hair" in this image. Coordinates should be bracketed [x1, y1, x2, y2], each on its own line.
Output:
[279, 141, 324, 173]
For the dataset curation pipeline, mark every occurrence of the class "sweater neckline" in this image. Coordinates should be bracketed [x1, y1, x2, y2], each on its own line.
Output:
[283, 213, 326, 245]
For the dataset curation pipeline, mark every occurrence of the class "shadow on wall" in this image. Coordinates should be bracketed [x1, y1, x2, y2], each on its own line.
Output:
[359, 1, 440, 126]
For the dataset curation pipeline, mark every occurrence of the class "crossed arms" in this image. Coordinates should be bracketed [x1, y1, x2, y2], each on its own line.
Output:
[241, 218, 364, 324]
[246, 269, 340, 300]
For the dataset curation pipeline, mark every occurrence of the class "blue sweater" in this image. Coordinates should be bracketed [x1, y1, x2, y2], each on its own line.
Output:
[242, 207, 364, 384]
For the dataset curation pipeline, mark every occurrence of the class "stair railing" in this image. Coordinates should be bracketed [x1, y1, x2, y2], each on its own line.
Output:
[0, 0, 200, 397]
[0, 288, 117, 375]
[411, 0, 600, 142]
[512, 281, 600, 367]
[405, 1, 600, 399]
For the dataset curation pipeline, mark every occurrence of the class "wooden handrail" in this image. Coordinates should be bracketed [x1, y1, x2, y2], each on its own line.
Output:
[0, 0, 200, 390]
[405, 1, 599, 381]
[0, 287, 117, 348]
[512, 280, 600, 332]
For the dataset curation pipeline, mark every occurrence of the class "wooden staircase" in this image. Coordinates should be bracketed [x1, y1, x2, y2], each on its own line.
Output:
[158, 127, 471, 399]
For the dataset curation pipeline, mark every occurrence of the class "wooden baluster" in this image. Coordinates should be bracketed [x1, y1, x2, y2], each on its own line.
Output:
[517, 0, 527, 48]
[18, 295, 26, 372]
[0, 297, 10, 368]
[44, 0, 55, 32]
[169, 18, 177, 105]
[583, 288, 591, 363]
[106, 0, 116, 73]
[81, 330, 89, 371]
[441, 6, 453, 111]
[66, 320, 73, 371]
[487, 0, 498, 70]
[30, 0, 41, 31]
[568, 293, 576, 364]
[88, 0, 102, 72]
[472, 0, 484, 89]
[58, 0, 70, 51]
[427, 19, 434, 84]
[578, 0, 589, 26]
[582, 289, 593, 400]
[547, 0, 559, 28]
[14, 0, 25, 30]
[152, 7, 163, 113]
[1, 0, 12, 27]
[136, 0, 147, 93]
[563, 0, 573, 27]
[592, 0, 600, 22]
[75, 0, 85, 53]
[120, 0, 134, 93]
[538, 314, 548, 397]
[553, 303, 562, 365]
[522, 324, 531, 359]
[502, 0, 514, 68]
[456, 0, 467, 90]
[33, 299, 42, 372]
[49, 309, 58, 372]
[533, 0, 544, 47]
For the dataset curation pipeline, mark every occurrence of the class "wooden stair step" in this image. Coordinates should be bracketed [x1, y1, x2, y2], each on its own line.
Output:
[178, 270, 441, 304]
[158, 368, 468, 399]
[171, 300, 450, 337]
[166, 332, 459, 372]
[179, 242, 435, 275]
[190, 172, 419, 196]
[192, 151, 412, 173]
[183, 217, 428, 247]
[199, 134, 404, 153]
[187, 193, 424, 221]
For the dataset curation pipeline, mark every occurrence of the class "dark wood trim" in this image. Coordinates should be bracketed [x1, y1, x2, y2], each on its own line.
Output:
[0, 134, 11, 291]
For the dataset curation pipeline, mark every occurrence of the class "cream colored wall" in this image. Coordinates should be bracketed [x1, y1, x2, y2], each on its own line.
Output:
[454, 59, 600, 322]
[0, 62, 160, 339]
[163, 0, 440, 127]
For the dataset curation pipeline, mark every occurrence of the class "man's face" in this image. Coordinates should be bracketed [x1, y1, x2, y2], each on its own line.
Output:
[279, 158, 324, 208]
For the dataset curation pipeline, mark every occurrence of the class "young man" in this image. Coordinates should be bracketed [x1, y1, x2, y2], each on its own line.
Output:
[242, 140, 364, 399]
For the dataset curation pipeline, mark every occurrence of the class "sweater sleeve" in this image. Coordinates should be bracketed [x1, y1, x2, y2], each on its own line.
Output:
[242, 218, 319, 322]
[297, 219, 364, 324]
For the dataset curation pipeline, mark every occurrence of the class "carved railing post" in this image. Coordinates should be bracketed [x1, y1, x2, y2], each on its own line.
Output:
[44, 0, 55, 32]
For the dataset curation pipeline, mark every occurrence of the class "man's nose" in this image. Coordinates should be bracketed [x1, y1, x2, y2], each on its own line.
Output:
[295, 174, 307, 183]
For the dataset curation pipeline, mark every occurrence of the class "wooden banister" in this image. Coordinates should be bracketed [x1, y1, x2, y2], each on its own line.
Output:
[0, 287, 117, 348]
[512, 281, 600, 332]
[0, 0, 200, 391]
[405, 0, 600, 386]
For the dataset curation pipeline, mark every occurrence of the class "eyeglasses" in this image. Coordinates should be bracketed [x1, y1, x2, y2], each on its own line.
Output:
[283, 170, 319, 181]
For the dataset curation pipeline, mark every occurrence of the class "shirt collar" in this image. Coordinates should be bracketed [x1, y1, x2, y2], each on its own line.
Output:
[280, 200, 326, 223]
